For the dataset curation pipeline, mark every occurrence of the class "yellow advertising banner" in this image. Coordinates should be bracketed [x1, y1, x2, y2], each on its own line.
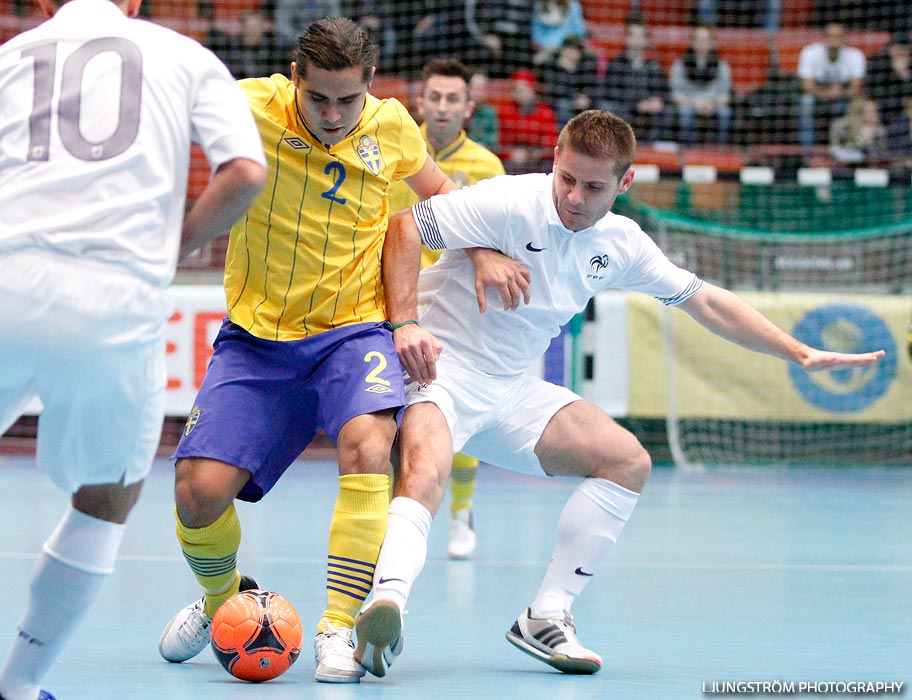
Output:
[628, 292, 912, 422]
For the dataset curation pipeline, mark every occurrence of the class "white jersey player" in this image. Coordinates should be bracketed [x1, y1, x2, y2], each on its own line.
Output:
[0, 1, 265, 699]
[352, 109, 885, 678]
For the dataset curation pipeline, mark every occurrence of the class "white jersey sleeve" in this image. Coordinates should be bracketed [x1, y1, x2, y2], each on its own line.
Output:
[413, 174, 514, 252]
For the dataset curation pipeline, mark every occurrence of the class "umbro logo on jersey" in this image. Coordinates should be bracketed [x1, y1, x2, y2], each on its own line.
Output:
[526, 242, 546, 252]
[284, 136, 310, 150]
[365, 384, 393, 394]
[574, 567, 594, 577]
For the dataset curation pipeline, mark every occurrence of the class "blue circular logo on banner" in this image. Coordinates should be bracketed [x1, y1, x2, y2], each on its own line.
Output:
[788, 304, 896, 413]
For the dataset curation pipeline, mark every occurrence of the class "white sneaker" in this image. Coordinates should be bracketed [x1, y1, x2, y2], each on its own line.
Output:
[314, 618, 366, 683]
[447, 509, 477, 559]
[505, 608, 602, 674]
[158, 574, 258, 663]
[158, 597, 211, 662]
[354, 599, 404, 677]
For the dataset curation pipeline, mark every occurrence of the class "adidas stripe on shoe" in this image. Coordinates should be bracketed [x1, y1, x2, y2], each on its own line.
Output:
[505, 608, 602, 674]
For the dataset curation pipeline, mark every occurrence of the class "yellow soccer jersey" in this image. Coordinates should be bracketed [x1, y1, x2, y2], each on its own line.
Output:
[224, 74, 427, 341]
[388, 125, 505, 267]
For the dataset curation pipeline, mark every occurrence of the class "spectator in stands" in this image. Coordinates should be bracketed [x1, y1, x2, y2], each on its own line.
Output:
[497, 69, 559, 173]
[531, 0, 587, 66]
[274, 0, 341, 52]
[887, 96, 912, 165]
[796, 22, 865, 148]
[206, 9, 286, 80]
[670, 24, 733, 144]
[537, 35, 600, 127]
[601, 17, 673, 142]
[388, 2, 468, 78]
[829, 96, 888, 163]
[865, 32, 912, 129]
[465, 0, 535, 78]
[467, 71, 500, 152]
[695, 0, 780, 31]
[345, 1, 398, 73]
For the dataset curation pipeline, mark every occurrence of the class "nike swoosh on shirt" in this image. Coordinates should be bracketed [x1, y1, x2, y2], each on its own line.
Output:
[574, 567, 594, 577]
[525, 242, 547, 252]
[378, 576, 406, 585]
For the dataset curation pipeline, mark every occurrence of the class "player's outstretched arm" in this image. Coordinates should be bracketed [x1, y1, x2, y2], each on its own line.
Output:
[465, 248, 531, 313]
[179, 157, 265, 260]
[678, 283, 885, 371]
[383, 209, 443, 385]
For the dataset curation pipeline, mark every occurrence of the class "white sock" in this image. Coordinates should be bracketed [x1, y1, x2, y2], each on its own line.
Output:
[530, 478, 638, 620]
[0, 506, 125, 700]
[370, 497, 432, 612]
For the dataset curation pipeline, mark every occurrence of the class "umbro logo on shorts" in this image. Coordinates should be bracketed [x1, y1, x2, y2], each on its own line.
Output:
[365, 384, 393, 394]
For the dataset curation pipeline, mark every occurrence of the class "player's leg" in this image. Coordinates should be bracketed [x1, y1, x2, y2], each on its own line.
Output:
[355, 401, 455, 678]
[447, 452, 479, 559]
[314, 410, 397, 683]
[0, 483, 142, 700]
[1, 259, 166, 700]
[513, 398, 650, 674]
[157, 457, 258, 663]
[160, 321, 317, 663]
[312, 323, 408, 683]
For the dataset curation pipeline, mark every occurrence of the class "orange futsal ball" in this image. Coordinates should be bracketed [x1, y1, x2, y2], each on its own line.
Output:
[210, 589, 303, 682]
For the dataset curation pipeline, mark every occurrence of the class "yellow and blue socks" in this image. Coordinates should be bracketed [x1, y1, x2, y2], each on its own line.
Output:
[175, 503, 242, 618]
[449, 452, 478, 515]
[320, 473, 389, 632]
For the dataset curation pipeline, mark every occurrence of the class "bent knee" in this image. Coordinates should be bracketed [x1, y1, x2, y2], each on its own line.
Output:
[591, 442, 652, 492]
[174, 458, 245, 526]
[338, 433, 397, 474]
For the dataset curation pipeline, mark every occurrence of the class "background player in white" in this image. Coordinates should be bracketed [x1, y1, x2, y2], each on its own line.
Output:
[353, 109, 886, 677]
[0, 1, 266, 698]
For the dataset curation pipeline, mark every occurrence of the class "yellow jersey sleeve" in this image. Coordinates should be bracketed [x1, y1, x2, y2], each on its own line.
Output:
[223, 76, 427, 340]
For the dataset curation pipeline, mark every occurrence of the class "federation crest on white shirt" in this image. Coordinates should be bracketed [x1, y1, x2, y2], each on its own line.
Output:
[357, 135, 382, 175]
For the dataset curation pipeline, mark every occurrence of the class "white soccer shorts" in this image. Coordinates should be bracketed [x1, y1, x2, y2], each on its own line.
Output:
[405, 349, 581, 476]
[0, 250, 170, 493]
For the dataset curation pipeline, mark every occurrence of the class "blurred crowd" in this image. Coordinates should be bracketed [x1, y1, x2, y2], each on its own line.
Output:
[7, 0, 905, 170]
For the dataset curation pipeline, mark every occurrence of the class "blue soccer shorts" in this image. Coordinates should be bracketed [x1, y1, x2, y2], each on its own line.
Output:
[173, 319, 405, 501]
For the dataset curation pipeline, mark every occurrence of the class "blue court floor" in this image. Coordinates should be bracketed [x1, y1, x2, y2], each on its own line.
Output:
[0, 455, 909, 700]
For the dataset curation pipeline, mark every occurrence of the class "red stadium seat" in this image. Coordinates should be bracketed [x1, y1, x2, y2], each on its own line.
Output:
[716, 29, 770, 96]
[213, 0, 263, 22]
[634, 146, 681, 172]
[638, 0, 694, 26]
[187, 145, 210, 202]
[779, 0, 814, 27]
[579, 0, 632, 25]
[682, 147, 745, 173]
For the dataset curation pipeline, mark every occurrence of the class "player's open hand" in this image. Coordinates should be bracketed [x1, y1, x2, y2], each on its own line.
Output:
[393, 323, 443, 386]
[801, 348, 885, 372]
[466, 248, 531, 313]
